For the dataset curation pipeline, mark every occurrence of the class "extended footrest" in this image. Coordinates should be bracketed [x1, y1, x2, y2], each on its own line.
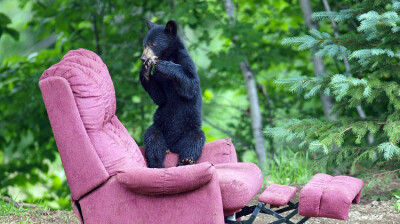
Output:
[259, 184, 297, 207]
[299, 173, 364, 220]
[224, 174, 364, 224]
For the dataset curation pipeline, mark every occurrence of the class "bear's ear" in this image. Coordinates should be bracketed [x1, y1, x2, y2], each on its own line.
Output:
[146, 20, 157, 30]
[165, 20, 177, 37]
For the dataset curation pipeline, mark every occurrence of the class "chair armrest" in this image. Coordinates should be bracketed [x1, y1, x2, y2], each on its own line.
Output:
[116, 163, 214, 195]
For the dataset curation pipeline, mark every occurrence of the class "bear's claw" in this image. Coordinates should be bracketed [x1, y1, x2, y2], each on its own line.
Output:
[179, 157, 195, 166]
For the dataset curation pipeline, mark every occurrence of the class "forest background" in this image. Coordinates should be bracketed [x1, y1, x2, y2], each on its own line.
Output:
[0, 0, 399, 210]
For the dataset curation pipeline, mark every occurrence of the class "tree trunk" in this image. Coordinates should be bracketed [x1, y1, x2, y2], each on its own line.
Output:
[240, 62, 267, 171]
[300, 0, 338, 121]
[224, 0, 236, 23]
[257, 83, 275, 155]
[224, 0, 267, 172]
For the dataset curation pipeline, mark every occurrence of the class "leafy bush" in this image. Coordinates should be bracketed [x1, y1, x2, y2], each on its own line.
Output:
[392, 189, 400, 211]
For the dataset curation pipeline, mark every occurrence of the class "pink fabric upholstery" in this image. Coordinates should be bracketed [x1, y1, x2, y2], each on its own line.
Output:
[80, 174, 225, 224]
[40, 49, 146, 177]
[197, 138, 238, 164]
[258, 184, 297, 206]
[39, 76, 109, 200]
[41, 49, 116, 131]
[214, 163, 263, 216]
[299, 173, 364, 220]
[139, 138, 238, 168]
[116, 163, 214, 195]
[40, 49, 263, 223]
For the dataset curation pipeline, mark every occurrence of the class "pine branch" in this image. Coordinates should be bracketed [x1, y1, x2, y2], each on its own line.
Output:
[274, 0, 400, 173]
[370, 168, 400, 178]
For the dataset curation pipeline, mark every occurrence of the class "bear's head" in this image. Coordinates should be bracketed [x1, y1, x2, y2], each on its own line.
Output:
[141, 20, 179, 62]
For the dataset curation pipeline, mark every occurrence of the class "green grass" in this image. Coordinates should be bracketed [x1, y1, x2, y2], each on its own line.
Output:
[265, 147, 314, 185]
[0, 196, 26, 217]
[241, 146, 315, 186]
[0, 195, 51, 216]
[392, 189, 400, 211]
[0, 196, 70, 224]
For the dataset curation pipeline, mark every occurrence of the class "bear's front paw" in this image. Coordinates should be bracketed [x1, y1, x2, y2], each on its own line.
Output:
[144, 58, 153, 70]
[144, 56, 158, 68]
[150, 56, 158, 66]
[143, 57, 159, 81]
[179, 157, 195, 166]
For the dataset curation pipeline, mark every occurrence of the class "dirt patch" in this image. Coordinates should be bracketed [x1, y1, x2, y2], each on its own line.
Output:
[1, 181, 399, 223]
[244, 194, 399, 224]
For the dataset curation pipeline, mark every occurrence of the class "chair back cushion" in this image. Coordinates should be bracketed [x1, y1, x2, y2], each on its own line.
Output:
[41, 49, 146, 175]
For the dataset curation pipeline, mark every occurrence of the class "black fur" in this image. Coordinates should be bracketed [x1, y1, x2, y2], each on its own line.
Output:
[140, 20, 205, 168]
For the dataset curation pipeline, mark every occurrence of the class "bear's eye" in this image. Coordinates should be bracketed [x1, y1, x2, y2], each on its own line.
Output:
[151, 42, 156, 47]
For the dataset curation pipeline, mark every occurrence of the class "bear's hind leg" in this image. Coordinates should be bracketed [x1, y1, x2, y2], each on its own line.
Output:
[172, 130, 206, 166]
[144, 125, 168, 168]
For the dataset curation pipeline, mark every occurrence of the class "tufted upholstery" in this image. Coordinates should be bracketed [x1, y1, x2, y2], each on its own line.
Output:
[299, 173, 364, 220]
[40, 49, 146, 176]
[41, 49, 116, 130]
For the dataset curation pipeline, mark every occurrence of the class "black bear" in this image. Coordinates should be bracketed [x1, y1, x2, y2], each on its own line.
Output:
[139, 20, 205, 168]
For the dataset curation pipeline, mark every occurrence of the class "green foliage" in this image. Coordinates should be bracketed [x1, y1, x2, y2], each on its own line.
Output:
[392, 189, 400, 211]
[0, 12, 19, 41]
[0, 47, 71, 208]
[265, 147, 313, 185]
[312, 9, 355, 23]
[267, 0, 400, 174]
[282, 29, 350, 61]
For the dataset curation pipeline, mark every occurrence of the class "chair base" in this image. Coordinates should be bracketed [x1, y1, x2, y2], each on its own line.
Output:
[225, 201, 309, 224]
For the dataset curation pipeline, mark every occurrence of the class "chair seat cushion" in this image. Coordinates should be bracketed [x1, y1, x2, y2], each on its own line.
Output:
[214, 163, 263, 216]
[258, 184, 297, 206]
[299, 173, 364, 220]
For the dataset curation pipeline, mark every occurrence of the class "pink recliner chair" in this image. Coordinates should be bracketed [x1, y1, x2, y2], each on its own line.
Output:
[39, 49, 262, 224]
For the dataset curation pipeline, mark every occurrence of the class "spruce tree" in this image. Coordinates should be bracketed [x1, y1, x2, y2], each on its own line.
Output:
[266, 0, 400, 174]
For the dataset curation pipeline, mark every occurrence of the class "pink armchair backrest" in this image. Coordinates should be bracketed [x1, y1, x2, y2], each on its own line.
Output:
[39, 49, 146, 200]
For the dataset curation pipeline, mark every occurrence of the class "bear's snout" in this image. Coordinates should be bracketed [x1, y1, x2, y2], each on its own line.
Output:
[141, 46, 156, 62]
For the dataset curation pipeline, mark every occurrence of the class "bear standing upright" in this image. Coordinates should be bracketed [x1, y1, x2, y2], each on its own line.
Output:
[139, 20, 205, 168]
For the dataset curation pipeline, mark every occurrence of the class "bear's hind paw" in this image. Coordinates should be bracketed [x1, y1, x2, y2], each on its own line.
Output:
[179, 157, 195, 166]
